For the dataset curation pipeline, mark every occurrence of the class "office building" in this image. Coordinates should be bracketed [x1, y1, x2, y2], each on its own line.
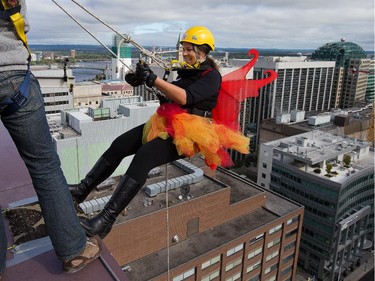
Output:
[31, 65, 74, 115]
[365, 59, 374, 103]
[73, 81, 134, 109]
[341, 58, 372, 108]
[257, 131, 374, 280]
[241, 56, 336, 157]
[312, 40, 371, 109]
[72, 81, 103, 109]
[77, 156, 304, 281]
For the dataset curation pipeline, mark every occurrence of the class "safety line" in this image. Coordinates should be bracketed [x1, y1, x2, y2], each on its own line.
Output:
[52, 0, 168, 99]
[165, 163, 171, 281]
[51, 0, 132, 73]
[69, 0, 169, 70]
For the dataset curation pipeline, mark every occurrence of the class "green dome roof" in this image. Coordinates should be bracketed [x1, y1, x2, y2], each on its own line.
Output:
[312, 40, 367, 67]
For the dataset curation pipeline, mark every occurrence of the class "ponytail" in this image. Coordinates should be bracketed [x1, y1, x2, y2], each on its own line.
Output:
[198, 44, 220, 71]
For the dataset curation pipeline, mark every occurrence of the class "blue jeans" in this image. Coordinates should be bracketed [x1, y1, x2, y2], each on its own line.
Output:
[0, 206, 6, 274]
[0, 70, 86, 262]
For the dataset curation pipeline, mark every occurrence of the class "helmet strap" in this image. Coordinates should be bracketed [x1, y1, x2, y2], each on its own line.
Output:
[193, 45, 206, 68]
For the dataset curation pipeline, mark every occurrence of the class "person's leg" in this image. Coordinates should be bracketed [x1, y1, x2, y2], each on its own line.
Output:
[125, 136, 182, 186]
[81, 136, 182, 238]
[1, 72, 86, 261]
[102, 123, 146, 164]
[69, 124, 145, 203]
[0, 206, 6, 277]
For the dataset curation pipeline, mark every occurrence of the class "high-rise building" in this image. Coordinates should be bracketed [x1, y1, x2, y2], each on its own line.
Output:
[341, 58, 372, 108]
[110, 34, 132, 81]
[312, 40, 371, 109]
[365, 60, 374, 103]
[241, 56, 336, 158]
[257, 131, 374, 281]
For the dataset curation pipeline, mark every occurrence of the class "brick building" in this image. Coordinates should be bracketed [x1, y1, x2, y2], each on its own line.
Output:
[80, 157, 304, 281]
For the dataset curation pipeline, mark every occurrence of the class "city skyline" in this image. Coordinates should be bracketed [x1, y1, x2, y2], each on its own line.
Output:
[26, 0, 374, 51]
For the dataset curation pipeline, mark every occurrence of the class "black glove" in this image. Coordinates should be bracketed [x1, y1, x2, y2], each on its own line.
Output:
[135, 61, 157, 87]
[125, 72, 143, 87]
[155, 92, 170, 104]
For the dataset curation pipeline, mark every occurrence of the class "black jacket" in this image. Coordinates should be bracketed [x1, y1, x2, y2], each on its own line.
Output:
[172, 63, 222, 112]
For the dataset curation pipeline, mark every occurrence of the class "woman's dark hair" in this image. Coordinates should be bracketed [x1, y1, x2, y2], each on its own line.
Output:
[197, 44, 220, 71]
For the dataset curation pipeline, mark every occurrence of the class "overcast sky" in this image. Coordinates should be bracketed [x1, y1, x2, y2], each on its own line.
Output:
[26, 0, 374, 51]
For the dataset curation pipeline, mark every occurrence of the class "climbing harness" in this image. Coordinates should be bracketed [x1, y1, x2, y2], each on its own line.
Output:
[0, 64, 31, 116]
[0, 0, 30, 54]
[0, 0, 31, 117]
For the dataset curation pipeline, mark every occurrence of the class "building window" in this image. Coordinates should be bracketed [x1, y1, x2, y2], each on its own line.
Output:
[249, 275, 260, 281]
[284, 241, 296, 251]
[266, 250, 279, 261]
[263, 163, 267, 168]
[283, 253, 295, 264]
[264, 263, 278, 274]
[281, 265, 293, 276]
[225, 258, 242, 272]
[201, 255, 221, 270]
[247, 260, 261, 273]
[201, 269, 219, 281]
[287, 216, 299, 225]
[173, 268, 195, 281]
[266, 275, 276, 281]
[285, 229, 298, 239]
[269, 224, 282, 234]
[262, 173, 266, 179]
[225, 271, 241, 281]
[250, 233, 264, 245]
[267, 237, 281, 248]
[227, 243, 244, 257]
[248, 246, 263, 259]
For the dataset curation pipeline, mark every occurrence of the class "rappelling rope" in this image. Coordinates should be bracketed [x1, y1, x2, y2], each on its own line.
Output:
[69, 0, 169, 71]
[51, 0, 132, 73]
[52, 0, 166, 98]
[164, 164, 171, 281]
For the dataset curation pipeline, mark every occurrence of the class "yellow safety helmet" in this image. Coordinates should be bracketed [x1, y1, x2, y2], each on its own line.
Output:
[180, 26, 215, 51]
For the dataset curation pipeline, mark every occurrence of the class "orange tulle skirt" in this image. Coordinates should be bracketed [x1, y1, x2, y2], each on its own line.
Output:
[142, 103, 250, 170]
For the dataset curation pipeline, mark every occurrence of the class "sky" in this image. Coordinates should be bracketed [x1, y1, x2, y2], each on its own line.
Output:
[26, 0, 374, 51]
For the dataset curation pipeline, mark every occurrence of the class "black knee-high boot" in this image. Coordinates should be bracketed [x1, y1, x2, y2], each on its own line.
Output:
[69, 156, 116, 204]
[80, 175, 140, 239]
